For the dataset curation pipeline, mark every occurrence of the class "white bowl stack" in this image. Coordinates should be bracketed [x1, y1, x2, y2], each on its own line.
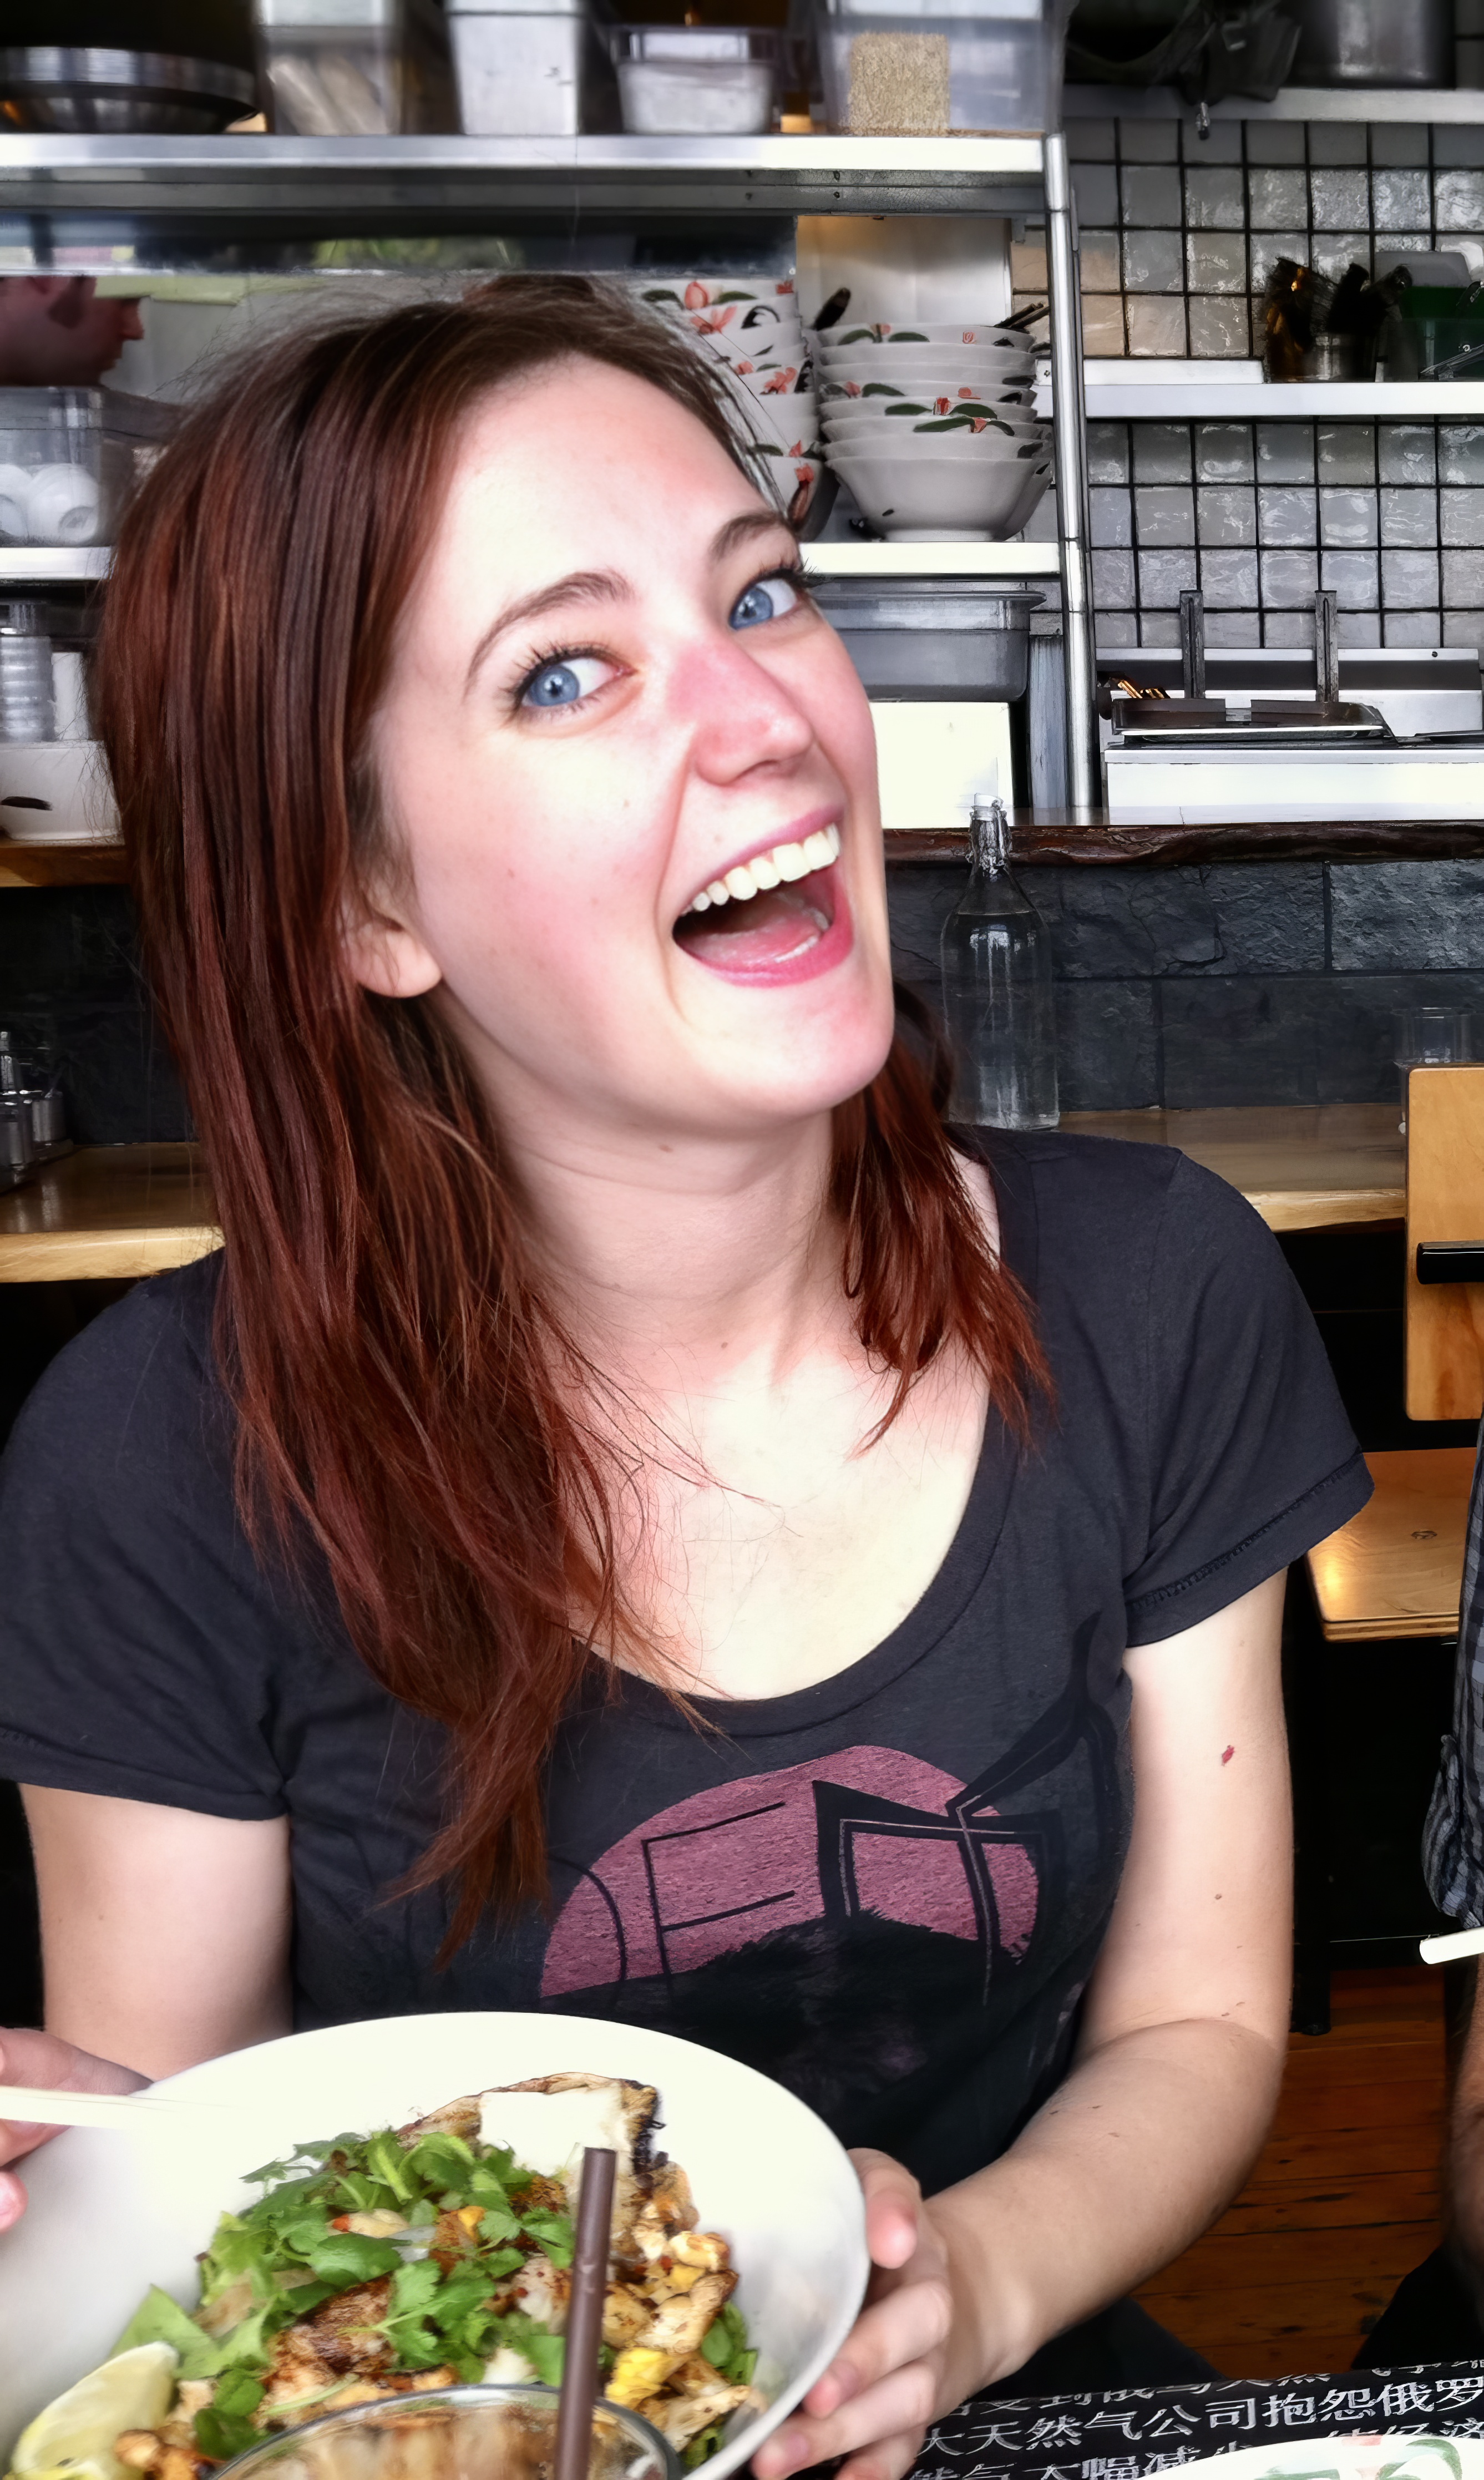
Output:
[817, 317, 1052, 542]
[629, 275, 824, 521]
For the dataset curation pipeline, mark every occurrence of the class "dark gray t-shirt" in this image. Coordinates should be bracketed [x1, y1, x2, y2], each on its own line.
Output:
[0, 1131, 1367, 2195]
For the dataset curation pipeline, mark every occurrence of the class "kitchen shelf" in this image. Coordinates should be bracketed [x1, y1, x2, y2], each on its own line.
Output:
[0, 548, 110, 584]
[0, 842, 126, 887]
[1080, 378, 1484, 420]
[1064, 84, 1484, 124]
[0, 134, 1047, 234]
[809, 541, 1058, 576]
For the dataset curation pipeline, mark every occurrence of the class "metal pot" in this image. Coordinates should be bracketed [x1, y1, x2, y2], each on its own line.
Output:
[1289, 0, 1453, 88]
[0, 47, 259, 133]
[811, 582, 1045, 701]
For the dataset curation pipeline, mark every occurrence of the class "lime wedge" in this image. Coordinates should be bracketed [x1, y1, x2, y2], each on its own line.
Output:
[11, 2344, 178, 2480]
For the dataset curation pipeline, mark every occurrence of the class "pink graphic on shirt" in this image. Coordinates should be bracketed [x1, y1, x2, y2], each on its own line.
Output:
[540, 1745, 1039, 1998]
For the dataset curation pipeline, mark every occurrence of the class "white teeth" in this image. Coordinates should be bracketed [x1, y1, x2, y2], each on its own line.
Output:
[681, 823, 842, 919]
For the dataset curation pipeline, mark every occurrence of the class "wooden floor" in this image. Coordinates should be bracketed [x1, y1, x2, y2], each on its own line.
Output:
[1134, 1967, 1449, 2378]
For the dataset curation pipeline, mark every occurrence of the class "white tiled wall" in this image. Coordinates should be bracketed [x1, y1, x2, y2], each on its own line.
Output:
[1039, 113, 1484, 653]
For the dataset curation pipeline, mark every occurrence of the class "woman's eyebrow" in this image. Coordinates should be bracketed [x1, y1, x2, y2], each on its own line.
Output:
[710, 509, 796, 564]
[464, 569, 631, 693]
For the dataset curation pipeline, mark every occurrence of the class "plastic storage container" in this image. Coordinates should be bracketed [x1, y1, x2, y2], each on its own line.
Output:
[447, 0, 616, 135]
[813, 0, 1066, 134]
[0, 389, 178, 548]
[0, 391, 102, 548]
[610, 27, 776, 133]
[253, 0, 456, 133]
[812, 580, 1042, 697]
[0, 611, 54, 743]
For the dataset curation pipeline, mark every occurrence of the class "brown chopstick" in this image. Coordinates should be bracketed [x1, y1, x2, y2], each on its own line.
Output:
[554, 2145, 617, 2480]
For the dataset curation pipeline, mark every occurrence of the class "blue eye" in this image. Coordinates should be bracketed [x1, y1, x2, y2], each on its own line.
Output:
[520, 654, 610, 710]
[730, 573, 803, 631]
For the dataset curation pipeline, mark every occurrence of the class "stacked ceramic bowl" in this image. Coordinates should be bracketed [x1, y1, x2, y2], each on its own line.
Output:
[817, 318, 1051, 542]
[630, 275, 823, 520]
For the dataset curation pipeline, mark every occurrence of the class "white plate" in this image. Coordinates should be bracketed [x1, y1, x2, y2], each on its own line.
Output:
[1176, 2440, 1484, 2480]
[0, 2013, 869, 2480]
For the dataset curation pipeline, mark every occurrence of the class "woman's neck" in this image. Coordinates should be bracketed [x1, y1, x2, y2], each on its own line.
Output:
[504, 1109, 845, 1392]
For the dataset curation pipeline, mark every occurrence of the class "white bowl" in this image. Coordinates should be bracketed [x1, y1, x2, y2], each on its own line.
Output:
[821, 382, 1034, 413]
[0, 739, 119, 842]
[824, 416, 1046, 460]
[635, 277, 798, 317]
[823, 319, 1036, 351]
[818, 352, 1035, 388]
[0, 2013, 869, 2480]
[828, 450, 1044, 539]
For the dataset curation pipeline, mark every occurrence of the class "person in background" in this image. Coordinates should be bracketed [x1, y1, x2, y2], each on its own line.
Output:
[0, 277, 144, 387]
[1358, 1447, 1484, 2365]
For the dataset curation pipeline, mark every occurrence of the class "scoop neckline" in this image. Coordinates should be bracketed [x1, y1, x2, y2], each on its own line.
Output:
[607, 1130, 1041, 1739]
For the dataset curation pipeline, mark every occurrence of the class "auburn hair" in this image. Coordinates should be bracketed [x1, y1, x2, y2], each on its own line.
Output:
[94, 275, 1048, 1950]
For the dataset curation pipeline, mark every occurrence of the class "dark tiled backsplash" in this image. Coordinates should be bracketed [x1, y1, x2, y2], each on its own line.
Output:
[4, 868, 1480, 1136]
[1033, 114, 1484, 652]
[889, 859, 1484, 1112]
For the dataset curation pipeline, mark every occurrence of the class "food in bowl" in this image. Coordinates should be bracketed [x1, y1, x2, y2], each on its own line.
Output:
[5, 2074, 755, 2480]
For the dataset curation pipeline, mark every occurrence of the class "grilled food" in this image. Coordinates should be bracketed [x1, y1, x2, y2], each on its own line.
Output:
[10, 2073, 754, 2480]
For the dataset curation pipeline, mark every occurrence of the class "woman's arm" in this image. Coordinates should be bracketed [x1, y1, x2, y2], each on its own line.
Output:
[0, 1787, 292, 2225]
[754, 1571, 1291, 2480]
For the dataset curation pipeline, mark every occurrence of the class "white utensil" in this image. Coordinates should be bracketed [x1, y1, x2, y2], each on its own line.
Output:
[1420, 1925, 1484, 1962]
[0, 2086, 237, 2130]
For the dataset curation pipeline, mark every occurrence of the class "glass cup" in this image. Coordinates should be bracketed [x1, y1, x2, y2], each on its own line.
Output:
[217, 2386, 681, 2480]
[1395, 1007, 1473, 1133]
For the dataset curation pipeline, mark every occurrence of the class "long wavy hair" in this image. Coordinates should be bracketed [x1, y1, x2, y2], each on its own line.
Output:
[94, 276, 1048, 1950]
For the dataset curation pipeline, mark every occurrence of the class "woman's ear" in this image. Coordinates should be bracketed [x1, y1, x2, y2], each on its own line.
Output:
[340, 890, 444, 1000]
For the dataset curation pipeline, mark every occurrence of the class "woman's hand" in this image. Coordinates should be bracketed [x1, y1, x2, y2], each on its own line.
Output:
[0, 2026, 148, 2231]
[751, 2149, 994, 2480]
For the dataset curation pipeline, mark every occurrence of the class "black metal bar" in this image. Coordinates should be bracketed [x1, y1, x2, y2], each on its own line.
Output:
[1417, 1243, 1484, 1284]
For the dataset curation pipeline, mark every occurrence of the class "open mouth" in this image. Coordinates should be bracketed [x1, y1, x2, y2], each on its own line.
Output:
[672, 823, 844, 981]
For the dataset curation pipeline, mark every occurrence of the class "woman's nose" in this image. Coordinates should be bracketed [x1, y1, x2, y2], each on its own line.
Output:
[678, 632, 816, 786]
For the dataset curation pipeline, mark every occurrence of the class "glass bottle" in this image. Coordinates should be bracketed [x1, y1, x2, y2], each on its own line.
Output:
[938, 797, 1059, 1131]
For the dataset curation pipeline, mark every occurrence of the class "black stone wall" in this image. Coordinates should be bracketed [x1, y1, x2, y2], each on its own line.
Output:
[2, 862, 1482, 1136]
[0, 885, 189, 1143]
[890, 856, 1484, 1111]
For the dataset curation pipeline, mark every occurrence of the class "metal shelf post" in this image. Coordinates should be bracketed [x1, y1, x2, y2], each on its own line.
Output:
[1042, 132, 1098, 814]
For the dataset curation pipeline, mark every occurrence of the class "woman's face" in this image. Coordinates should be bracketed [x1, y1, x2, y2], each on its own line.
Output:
[366, 357, 894, 1153]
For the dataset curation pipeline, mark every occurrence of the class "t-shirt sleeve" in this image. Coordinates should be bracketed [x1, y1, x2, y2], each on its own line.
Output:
[1424, 1417, 1484, 1925]
[0, 1268, 290, 1820]
[1123, 1151, 1371, 1643]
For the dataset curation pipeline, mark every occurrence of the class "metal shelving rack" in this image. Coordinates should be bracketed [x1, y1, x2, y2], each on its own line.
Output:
[0, 130, 1099, 806]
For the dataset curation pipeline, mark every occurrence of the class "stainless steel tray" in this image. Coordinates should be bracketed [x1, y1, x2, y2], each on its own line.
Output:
[1111, 697, 1390, 746]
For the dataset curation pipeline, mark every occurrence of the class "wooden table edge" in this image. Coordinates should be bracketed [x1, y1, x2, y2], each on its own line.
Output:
[0, 1226, 221, 1283]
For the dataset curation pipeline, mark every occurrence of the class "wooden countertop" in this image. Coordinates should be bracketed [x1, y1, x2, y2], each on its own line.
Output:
[0, 1110, 1405, 1281]
[5, 820, 1484, 887]
[885, 814, 1484, 865]
[1061, 1104, 1405, 1234]
[0, 1142, 218, 1283]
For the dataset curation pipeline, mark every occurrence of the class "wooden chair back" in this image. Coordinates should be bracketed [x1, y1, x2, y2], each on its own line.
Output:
[1406, 1061, 1484, 1421]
